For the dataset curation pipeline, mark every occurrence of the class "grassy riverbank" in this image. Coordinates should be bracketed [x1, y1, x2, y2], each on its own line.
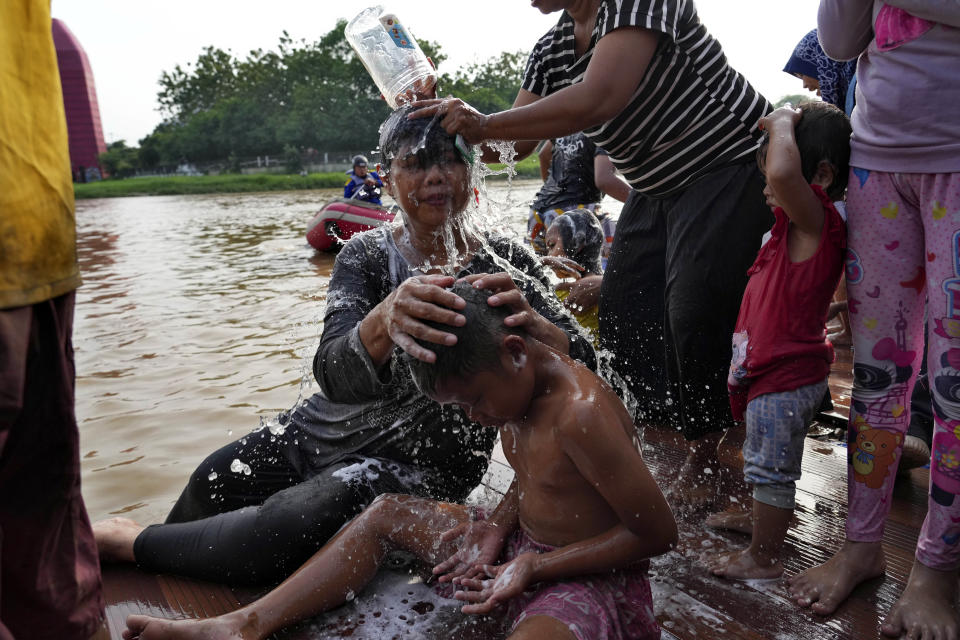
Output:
[74, 157, 541, 199]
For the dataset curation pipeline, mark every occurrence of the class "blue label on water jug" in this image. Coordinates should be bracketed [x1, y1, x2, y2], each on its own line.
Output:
[380, 15, 415, 49]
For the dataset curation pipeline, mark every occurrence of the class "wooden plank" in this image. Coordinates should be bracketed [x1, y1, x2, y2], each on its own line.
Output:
[100, 565, 240, 638]
[642, 421, 929, 640]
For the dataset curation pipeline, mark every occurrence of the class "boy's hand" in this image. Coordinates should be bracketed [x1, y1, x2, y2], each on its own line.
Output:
[460, 272, 570, 354]
[432, 520, 509, 583]
[453, 553, 538, 614]
[541, 256, 584, 280]
[759, 106, 801, 132]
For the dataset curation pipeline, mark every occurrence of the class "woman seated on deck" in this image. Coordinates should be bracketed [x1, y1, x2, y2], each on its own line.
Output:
[94, 106, 595, 586]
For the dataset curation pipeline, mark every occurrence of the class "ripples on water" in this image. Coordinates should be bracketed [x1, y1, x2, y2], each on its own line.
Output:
[76, 183, 623, 523]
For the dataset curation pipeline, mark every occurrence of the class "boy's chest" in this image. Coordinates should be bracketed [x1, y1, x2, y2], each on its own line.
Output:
[500, 423, 577, 488]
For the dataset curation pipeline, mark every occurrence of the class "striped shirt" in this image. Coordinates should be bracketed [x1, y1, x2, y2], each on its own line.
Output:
[521, 0, 770, 197]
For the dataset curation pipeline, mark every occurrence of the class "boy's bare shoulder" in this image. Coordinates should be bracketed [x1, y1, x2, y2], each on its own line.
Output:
[551, 364, 635, 442]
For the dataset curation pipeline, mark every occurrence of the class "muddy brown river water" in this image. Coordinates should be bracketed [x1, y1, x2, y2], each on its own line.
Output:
[75, 180, 624, 524]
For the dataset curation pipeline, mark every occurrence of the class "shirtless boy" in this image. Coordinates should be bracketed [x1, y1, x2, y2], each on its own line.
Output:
[119, 281, 677, 640]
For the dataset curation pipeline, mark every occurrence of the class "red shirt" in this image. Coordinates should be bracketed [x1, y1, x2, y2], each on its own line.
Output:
[728, 184, 845, 421]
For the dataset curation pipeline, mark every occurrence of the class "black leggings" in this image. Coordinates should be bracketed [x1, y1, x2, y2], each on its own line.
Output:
[599, 161, 772, 440]
[134, 429, 439, 585]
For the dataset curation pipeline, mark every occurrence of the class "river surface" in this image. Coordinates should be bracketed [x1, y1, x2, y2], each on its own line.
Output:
[75, 180, 624, 524]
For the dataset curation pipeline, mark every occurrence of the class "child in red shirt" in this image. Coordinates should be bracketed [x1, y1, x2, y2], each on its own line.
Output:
[707, 102, 851, 579]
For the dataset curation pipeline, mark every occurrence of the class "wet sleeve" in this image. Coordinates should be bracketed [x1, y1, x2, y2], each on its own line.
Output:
[817, 0, 874, 61]
[344, 179, 356, 199]
[495, 237, 598, 371]
[597, 0, 681, 41]
[313, 239, 393, 403]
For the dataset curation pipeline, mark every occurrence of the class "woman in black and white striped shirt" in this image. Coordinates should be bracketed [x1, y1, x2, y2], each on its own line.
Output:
[413, 0, 773, 507]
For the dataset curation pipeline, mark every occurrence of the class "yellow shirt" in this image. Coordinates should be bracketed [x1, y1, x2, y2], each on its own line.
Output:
[0, 1, 81, 308]
[555, 289, 599, 344]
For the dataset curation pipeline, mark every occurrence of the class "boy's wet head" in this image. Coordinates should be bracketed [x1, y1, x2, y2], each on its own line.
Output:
[406, 282, 522, 397]
[758, 101, 852, 200]
[378, 106, 464, 175]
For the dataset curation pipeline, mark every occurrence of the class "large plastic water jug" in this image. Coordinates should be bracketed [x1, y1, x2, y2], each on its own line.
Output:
[345, 6, 437, 109]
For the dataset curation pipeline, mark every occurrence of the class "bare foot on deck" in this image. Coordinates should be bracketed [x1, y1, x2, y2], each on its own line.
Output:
[94, 517, 144, 563]
[705, 509, 753, 535]
[787, 540, 885, 615]
[667, 467, 716, 511]
[123, 613, 247, 640]
[709, 548, 783, 580]
[880, 561, 959, 639]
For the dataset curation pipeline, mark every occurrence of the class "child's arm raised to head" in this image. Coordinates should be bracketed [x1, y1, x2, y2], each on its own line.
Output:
[761, 107, 826, 239]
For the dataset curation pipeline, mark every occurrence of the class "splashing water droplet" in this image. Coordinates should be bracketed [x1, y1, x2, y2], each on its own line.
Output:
[230, 458, 252, 476]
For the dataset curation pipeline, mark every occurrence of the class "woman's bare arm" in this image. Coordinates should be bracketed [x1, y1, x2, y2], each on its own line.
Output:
[417, 27, 659, 147]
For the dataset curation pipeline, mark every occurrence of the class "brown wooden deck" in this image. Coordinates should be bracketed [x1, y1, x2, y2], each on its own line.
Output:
[95, 344, 935, 640]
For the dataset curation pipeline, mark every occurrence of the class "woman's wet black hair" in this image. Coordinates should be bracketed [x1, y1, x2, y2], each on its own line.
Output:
[378, 105, 462, 174]
[757, 101, 852, 201]
[405, 282, 523, 397]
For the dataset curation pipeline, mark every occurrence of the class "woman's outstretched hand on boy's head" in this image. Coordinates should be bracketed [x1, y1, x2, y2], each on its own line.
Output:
[452, 553, 538, 615]
[432, 519, 510, 584]
[408, 97, 490, 145]
[379, 274, 465, 363]
[460, 272, 570, 354]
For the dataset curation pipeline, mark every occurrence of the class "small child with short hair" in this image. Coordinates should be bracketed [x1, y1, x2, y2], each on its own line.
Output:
[542, 211, 605, 339]
[707, 101, 851, 580]
[122, 281, 677, 640]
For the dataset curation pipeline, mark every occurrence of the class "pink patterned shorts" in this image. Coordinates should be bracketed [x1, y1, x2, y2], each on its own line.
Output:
[500, 527, 659, 640]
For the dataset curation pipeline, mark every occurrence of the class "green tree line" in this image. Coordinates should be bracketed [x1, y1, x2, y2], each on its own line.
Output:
[102, 21, 528, 176]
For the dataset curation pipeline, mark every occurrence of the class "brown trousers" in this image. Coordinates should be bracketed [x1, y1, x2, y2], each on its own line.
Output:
[0, 291, 103, 639]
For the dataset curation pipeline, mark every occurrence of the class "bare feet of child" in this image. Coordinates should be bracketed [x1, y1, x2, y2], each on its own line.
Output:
[124, 612, 248, 640]
[709, 547, 783, 580]
[93, 517, 144, 563]
[787, 540, 885, 615]
[705, 509, 753, 535]
[880, 561, 959, 639]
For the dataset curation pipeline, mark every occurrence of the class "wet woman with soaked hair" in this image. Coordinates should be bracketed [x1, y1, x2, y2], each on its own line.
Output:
[93, 106, 594, 586]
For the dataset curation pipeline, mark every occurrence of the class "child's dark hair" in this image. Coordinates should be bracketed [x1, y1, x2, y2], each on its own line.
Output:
[550, 212, 604, 275]
[759, 101, 852, 200]
[378, 105, 463, 174]
[405, 282, 522, 396]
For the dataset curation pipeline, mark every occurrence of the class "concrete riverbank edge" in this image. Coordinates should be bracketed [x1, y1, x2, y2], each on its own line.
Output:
[74, 160, 540, 199]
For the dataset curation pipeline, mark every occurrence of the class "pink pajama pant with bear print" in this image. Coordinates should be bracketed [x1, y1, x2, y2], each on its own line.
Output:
[844, 168, 960, 570]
